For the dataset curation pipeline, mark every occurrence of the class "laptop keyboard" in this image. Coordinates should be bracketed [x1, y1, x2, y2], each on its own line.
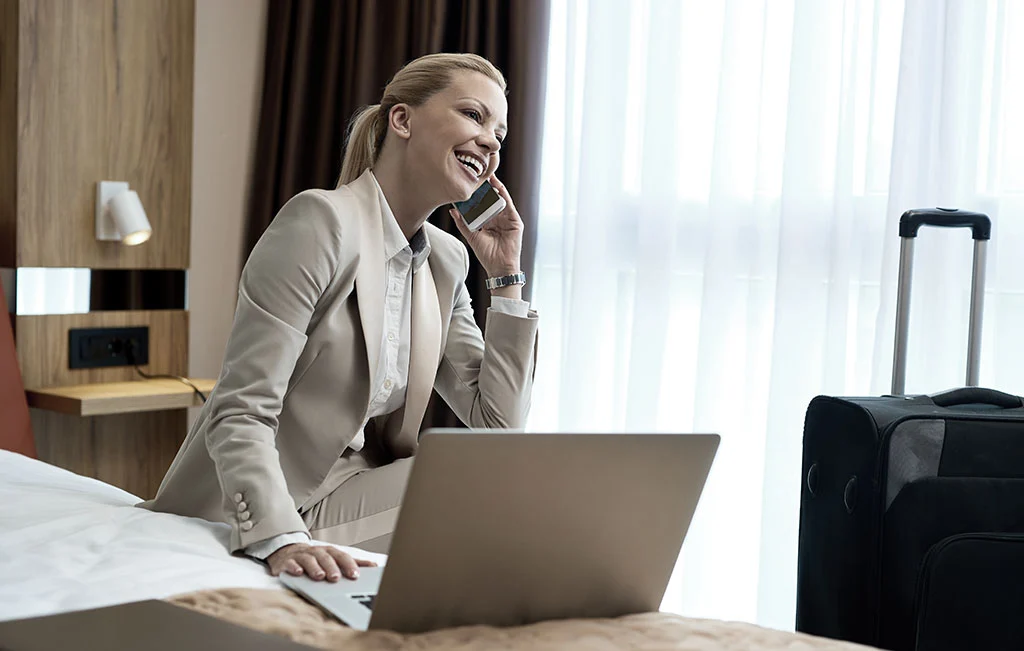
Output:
[352, 594, 375, 611]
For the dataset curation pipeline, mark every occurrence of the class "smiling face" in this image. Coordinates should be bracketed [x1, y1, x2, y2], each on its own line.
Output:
[397, 70, 508, 204]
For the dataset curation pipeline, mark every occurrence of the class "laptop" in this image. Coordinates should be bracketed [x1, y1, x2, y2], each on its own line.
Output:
[0, 600, 317, 651]
[281, 429, 719, 634]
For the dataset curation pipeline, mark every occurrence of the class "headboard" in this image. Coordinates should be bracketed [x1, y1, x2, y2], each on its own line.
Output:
[0, 283, 35, 457]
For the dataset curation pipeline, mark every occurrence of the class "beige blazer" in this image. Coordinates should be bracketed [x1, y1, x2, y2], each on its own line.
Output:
[141, 170, 539, 552]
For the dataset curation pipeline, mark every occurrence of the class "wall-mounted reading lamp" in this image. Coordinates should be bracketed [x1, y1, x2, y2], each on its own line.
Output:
[95, 181, 152, 246]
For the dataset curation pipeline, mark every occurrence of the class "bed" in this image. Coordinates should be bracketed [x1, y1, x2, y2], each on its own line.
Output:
[0, 450, 877, 650]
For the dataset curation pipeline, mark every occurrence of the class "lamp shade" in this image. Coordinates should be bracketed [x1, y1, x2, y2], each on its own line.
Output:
[107, 190, 151, 245]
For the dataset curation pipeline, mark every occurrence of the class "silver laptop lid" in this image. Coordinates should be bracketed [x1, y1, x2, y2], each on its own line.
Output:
[370, 430, 719, 633]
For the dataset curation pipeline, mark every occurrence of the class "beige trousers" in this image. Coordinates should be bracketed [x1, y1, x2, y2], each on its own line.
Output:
[301, 454, 413, 554]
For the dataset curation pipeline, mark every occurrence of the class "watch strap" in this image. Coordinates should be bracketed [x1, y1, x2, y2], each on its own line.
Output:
[485, 271, 527, 290]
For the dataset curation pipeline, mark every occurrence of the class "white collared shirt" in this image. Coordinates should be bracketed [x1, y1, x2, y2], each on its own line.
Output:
[347, 174, 433, 451]
[245, 173, 529, 559]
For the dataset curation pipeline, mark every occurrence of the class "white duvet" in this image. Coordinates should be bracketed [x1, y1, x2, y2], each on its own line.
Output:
[0, 450, 384, 623]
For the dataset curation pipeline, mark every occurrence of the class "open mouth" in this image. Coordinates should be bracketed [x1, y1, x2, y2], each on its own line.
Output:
[454, 151, 486, 179]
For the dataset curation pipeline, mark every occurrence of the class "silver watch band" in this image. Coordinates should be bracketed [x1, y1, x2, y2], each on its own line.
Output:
[485, 271, 527, 290]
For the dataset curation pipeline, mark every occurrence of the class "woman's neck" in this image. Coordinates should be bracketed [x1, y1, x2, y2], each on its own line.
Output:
[371, 154, 437, 241]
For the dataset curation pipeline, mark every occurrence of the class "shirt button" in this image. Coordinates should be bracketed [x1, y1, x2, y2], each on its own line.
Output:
[241, 521, 253, 531]
[384, 379, 393, 390]
[233, 493, 243, 503]
[388, 332, 396, 342]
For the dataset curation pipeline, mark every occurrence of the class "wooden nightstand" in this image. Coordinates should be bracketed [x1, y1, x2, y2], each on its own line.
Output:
[26, 378, 216, 416]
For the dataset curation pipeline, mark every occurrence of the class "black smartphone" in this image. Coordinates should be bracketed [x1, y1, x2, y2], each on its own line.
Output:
[452, 180, 506, 231]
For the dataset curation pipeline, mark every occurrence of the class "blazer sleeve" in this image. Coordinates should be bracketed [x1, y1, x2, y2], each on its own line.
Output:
[433, 244, 539, 429]
[205, 190, 343, 552]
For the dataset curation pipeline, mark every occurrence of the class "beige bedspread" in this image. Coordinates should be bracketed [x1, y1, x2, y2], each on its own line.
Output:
[169, 588, 875, 650]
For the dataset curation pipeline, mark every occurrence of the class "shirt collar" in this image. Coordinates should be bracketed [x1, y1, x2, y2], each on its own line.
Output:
[369, 171, 431, 271]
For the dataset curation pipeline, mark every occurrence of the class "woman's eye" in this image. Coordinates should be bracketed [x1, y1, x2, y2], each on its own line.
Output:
[464, 109, 482, 122]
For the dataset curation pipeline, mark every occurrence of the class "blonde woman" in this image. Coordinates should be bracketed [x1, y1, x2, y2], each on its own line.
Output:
[143, 53, 538, 583]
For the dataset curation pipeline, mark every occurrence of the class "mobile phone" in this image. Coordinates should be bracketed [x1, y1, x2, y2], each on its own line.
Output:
[452, 180, 506, 231]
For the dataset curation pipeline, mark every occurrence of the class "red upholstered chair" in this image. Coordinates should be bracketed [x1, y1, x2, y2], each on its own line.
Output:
[0, 282, 35, 458]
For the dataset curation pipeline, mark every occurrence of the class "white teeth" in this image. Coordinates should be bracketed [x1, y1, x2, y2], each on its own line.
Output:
[456, 153, 484, 178]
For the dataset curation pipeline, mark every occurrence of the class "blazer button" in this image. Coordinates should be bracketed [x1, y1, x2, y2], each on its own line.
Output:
[234, 493, 243, 503]
[241, 521, 253, 531]
[239, 511, 251, 521]
[237, 501, 247, 512]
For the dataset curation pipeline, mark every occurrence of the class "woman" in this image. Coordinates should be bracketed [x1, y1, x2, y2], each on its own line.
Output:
[142, 53, 538, 584]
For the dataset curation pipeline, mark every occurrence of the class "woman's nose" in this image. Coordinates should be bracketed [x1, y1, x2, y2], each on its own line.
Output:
[478, 132, 501, 152]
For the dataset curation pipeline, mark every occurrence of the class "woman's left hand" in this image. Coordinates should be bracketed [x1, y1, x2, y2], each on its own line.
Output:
[450, 175, 523, 278]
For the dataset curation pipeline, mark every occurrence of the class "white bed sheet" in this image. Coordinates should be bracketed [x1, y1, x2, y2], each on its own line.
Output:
[0, 451, 384, 623]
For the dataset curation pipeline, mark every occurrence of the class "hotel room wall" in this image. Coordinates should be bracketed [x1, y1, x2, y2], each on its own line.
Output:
[188, 0, 268, 411]
[0, 0, 193, 269]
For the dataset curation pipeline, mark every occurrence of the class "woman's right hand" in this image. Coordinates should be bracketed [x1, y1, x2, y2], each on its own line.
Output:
[266, 543, 377, 582]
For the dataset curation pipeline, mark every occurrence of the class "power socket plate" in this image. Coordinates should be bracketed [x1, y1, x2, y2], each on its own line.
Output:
[68, 326, 150, 369]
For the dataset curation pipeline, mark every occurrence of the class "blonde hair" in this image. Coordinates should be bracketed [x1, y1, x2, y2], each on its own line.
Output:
[337, 53, 507, 187]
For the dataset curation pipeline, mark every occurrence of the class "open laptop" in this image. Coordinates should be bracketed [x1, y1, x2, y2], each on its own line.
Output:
[280, 429, 719, 634]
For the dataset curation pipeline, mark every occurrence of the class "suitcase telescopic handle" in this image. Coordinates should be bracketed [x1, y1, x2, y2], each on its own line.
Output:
[892, 208, 992, 396]
[899, 208, 992, 241]
[930, 387, 1023, 409]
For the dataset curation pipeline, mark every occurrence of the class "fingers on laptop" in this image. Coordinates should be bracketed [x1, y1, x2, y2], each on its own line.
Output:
[268, 544, 373, 581]
[294, 553, 328, 580]
[325, 547, 361, 580]
[311, 547, 345, 582]
[280, 559, 303, 577]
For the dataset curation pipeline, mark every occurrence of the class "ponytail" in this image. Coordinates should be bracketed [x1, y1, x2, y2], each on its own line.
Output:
[337, 104, 385, 187]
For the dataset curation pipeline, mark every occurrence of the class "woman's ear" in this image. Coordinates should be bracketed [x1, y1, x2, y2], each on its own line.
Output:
[388, 104, 412, 141]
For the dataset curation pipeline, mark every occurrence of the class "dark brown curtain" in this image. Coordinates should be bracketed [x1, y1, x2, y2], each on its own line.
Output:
[246, 0, 551, 429]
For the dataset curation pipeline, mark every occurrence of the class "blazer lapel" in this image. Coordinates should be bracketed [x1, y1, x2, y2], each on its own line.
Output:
[400, 258, 442, 439]
[351, 172, 385, 398]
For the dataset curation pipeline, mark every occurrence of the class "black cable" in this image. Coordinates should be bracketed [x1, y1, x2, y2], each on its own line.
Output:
[124, 341, 207, 403]
[134, 365, 208, 403]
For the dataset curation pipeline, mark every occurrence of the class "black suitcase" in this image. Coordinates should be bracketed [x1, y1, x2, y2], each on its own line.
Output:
[796, 209, 1024, 651]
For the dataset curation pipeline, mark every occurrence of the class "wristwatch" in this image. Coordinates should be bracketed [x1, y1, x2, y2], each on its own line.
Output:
[485, 271, 527, 290]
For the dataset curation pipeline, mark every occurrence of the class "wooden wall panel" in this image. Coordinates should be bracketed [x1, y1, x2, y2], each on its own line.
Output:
[32, 409, 186, 499]
[15, 0, 194, 269]
[15, 310, 189, 389]
[0, 0, 17, 268]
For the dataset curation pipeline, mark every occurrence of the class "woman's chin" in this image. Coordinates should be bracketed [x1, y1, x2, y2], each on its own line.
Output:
[446, 177, 476, 203]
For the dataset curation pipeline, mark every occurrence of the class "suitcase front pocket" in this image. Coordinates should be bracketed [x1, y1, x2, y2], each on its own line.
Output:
[880, 477, 1024, 650]
[914, 533, 1024, 651]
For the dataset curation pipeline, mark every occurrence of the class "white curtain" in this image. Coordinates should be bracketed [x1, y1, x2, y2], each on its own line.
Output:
[529, 0, 1024, 630]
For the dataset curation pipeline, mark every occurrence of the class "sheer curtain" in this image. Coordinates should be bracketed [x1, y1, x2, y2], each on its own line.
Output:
[529, 0, 1024, 630]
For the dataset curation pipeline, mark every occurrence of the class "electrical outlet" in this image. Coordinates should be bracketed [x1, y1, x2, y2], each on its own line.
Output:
[68, 326, 149, 369]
